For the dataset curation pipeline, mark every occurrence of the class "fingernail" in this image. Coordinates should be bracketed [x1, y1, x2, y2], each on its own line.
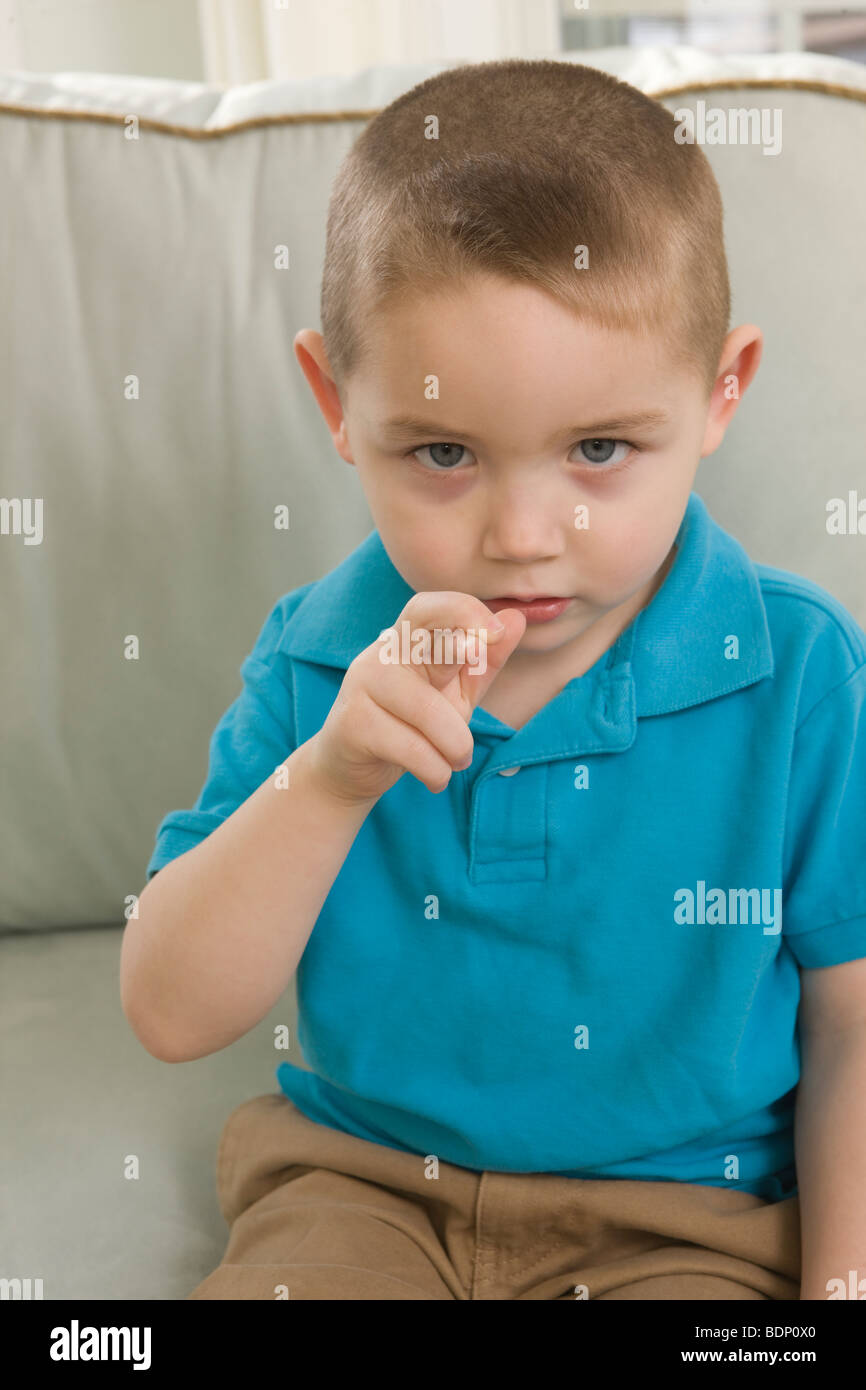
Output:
[490, 618, 505, 633]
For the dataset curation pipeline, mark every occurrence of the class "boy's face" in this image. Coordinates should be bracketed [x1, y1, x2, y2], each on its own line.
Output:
[297, 274, 760, 678]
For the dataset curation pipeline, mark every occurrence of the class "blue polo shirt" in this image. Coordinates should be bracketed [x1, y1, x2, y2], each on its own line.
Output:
[146, 491, 866, 1201]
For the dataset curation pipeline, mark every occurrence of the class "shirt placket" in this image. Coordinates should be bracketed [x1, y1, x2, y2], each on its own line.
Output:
[466, 652, 637, 885]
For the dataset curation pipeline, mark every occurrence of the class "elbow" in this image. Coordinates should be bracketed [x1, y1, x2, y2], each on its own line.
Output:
[120, 965, 184, 1064]
[121, 980, 211, 1064]
[120, 891, 185, 1063]
[122, 993, 184, 1064]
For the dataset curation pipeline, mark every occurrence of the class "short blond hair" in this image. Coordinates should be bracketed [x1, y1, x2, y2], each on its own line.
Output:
[321, 59, 730, 398]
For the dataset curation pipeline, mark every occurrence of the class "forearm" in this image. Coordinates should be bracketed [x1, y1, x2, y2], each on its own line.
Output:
[120, 734, 375, 1063]
[794, 1023, 866, 1299]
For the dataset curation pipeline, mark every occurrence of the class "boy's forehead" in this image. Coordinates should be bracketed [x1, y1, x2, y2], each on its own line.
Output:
[348, 308, 688, 433]
[352, 279, 684, 405]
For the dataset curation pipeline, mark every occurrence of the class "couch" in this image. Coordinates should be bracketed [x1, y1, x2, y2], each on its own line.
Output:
[1, 44, 864, 1299]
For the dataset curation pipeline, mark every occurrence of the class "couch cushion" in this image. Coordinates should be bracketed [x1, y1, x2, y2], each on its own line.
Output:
[1, 49, 864, 931]
[0, 927, 303, 1298]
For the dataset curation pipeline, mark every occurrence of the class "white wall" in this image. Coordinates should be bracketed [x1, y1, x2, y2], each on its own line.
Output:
[205, 0, 563, 85]
[0, 0, 564, 86]
[0, 0, 204, 79]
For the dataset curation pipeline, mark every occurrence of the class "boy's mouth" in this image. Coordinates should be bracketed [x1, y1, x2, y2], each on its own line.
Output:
[485, 595, 573, 624]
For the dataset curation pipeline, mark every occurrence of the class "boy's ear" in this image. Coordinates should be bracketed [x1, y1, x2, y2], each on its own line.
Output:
[293, 329, 355, 465]
[700, 324, 763, 458]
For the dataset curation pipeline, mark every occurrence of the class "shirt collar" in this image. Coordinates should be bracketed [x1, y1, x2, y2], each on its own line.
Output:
[627, 489, 774, 717]
[277, 491, 774, 735]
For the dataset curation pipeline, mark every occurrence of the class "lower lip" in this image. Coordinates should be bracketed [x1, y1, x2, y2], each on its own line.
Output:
[486, 596, 572, 624]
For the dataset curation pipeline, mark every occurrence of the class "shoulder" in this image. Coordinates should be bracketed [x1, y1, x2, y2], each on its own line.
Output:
[755, 563, 866, 725]
[757, 563, 866, 663]
[243, 580, 320, 666]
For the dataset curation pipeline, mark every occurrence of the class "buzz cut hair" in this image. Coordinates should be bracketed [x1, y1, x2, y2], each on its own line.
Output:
[320, 58, 731, 400]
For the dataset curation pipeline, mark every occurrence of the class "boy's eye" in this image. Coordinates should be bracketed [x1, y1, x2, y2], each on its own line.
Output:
[411, 443, 474, 471]
[573, 439, 631, 467]
[409, 438, 634, 472]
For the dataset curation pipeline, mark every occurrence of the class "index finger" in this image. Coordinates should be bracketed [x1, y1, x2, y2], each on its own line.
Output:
[377, 592, 527, 713]
[382, 591, 508, 693]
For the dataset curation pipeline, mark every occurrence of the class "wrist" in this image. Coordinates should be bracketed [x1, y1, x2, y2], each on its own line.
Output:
[294, 734, 381, 816]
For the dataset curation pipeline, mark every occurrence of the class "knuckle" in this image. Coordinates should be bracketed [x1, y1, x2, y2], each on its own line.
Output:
[417, 686, 441, 721]
[406, 730, 431, 764]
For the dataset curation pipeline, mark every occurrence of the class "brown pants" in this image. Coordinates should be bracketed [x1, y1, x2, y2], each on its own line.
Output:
[188, 1092, 801, 1300]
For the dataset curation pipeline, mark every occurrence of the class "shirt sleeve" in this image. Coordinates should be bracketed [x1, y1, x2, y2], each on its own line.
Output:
[144, 598, 297, 882]
[782, 661, 866, 968]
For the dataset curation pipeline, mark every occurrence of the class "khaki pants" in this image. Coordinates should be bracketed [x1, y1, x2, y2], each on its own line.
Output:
[188, 1092, 801, 1301]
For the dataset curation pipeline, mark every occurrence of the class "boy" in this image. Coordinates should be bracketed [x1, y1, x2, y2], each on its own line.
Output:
[121, 59, 866, 1301]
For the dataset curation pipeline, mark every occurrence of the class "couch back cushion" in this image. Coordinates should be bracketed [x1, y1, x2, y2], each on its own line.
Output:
[2, 52, 865, 927]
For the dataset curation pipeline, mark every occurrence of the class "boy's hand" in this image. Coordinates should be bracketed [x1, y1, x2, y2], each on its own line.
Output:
[307, 593, 526, 806]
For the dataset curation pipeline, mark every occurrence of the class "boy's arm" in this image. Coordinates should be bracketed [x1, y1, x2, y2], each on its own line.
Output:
[120, 734, 375, 1064]
[794, 956, 866, 1300]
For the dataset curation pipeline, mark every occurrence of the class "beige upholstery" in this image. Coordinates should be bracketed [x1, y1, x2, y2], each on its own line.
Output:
[1, 47, 864, 1298]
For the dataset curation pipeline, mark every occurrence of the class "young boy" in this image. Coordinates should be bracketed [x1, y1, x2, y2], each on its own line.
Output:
[121, 59, 866, 1301]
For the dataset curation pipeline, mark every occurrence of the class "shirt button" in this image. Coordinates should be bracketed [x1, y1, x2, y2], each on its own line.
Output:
[498, 766, 520, 777]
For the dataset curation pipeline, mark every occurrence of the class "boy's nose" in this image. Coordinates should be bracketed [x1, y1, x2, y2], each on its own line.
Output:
[481, 512, 564, 565]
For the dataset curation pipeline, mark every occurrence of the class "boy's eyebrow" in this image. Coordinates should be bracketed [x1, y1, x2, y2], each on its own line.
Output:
[381, 410, 671, 441]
